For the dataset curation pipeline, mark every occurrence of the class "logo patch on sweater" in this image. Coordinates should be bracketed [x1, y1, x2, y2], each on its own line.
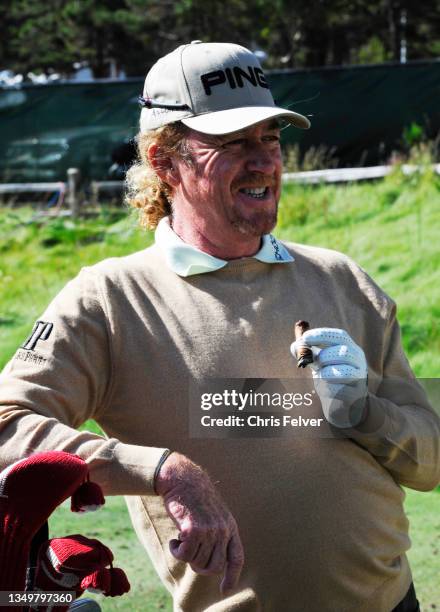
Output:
[14, 349, 47, 365]
[21, 320, 53, 351]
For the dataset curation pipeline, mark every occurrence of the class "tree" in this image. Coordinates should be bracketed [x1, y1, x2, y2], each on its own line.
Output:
[2, 0, 440, 78]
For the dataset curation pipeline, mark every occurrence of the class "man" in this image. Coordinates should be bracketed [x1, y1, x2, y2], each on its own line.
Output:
[0, 42, 438, 611]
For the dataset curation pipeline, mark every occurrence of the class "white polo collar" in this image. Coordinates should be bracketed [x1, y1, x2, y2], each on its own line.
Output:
[155, 216, 294, 277]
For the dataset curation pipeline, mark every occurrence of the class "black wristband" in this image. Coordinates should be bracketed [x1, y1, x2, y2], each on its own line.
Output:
[153, 449, 173, 495]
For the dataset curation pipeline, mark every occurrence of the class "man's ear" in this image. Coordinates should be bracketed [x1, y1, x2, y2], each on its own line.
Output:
[147, 143, 179, 187]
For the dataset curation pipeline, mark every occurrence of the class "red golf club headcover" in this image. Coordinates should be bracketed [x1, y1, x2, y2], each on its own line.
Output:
[0, 451, 105, 592]
[81, 567, 130, 597]
[33, 535, 114, 611]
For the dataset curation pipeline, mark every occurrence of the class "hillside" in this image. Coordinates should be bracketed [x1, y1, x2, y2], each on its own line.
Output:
[1, 165, 439, 375]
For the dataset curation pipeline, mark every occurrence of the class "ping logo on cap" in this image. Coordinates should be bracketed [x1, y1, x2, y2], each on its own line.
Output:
[201, 66, 269, 95]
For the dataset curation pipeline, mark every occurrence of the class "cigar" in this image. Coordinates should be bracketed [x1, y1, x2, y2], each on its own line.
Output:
[294, 320, 314, 368]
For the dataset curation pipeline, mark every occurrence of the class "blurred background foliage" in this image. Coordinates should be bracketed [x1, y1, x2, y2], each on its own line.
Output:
[1, 0, 440, 78]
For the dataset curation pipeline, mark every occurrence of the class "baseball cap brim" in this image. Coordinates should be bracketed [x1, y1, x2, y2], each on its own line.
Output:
[181, 105, 310, 135]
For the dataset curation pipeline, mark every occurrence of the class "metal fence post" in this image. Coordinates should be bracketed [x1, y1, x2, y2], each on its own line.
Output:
[67, 168, 81, 217]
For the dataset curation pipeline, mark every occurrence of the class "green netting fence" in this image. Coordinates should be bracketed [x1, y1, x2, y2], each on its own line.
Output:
[0, 59, 439, 181]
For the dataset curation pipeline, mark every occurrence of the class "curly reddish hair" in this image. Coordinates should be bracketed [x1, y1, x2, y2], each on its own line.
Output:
[125, 122, 193, 230]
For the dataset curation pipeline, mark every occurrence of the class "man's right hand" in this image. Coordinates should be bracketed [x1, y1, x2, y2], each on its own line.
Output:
[154, 452, 244, 595]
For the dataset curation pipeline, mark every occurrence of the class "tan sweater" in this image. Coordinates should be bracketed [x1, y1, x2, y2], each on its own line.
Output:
[0, 241, 439, 612]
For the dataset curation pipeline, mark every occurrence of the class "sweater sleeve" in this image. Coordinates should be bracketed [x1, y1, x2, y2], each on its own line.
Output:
[0, 268, 167, 495]
[350, 302, 440, 491]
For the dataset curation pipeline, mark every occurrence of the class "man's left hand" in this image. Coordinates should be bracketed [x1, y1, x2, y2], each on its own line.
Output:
[155, 452, 244, 595]
[291, 327, 368, 428]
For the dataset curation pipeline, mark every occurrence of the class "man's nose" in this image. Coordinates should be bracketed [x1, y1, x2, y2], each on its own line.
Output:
[245, 144, 277, 174]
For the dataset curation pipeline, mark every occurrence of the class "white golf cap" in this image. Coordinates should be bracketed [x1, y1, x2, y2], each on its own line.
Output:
[139, 41, 311, 135]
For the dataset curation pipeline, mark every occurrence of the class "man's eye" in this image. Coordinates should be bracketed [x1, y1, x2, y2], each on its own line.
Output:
[264, 134, 281, 143]
[224, 138, 246, 147]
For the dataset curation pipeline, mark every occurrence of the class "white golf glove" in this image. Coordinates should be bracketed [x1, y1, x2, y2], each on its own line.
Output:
[290, 328, 368, 428]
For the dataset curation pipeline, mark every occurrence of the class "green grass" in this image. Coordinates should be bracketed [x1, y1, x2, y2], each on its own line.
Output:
[405, 487, 440, 609]
[49, 497, 172, 611]
[1, 167, 439, 609]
